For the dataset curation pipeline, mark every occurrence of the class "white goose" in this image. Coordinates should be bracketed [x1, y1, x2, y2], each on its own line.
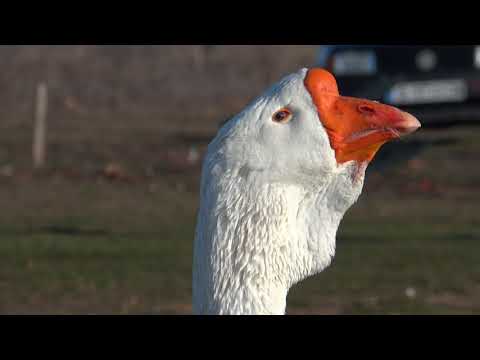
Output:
[192, 68, 420, 315]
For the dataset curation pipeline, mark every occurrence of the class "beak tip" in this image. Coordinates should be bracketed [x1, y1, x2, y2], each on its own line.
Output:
[397, 111, 421, 136]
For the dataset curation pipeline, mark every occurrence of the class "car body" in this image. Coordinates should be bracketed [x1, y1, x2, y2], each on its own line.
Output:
[316, 45, 480, 126]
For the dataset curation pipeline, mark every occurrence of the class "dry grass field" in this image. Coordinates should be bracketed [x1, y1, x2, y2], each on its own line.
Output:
[1, 123, 479, 314]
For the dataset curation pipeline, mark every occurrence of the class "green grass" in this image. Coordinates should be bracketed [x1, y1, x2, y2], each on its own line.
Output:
[1, 125, 480, 314]
[0, 231, 193, 314]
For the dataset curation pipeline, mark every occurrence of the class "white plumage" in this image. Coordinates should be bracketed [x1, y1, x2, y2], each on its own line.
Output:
[192, 68, 420, 315]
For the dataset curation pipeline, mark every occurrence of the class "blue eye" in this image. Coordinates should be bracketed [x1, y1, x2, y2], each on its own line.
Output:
[272, 108, 292, 123]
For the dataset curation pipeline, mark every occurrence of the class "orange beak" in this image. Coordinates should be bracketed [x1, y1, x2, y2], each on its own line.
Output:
[305, 68, 421, 164]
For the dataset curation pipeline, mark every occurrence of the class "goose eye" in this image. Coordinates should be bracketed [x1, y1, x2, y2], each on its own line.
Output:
[272, 108, 292, 124]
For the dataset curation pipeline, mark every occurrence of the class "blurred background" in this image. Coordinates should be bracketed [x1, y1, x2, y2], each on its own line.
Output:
[1, 45, 479, 314]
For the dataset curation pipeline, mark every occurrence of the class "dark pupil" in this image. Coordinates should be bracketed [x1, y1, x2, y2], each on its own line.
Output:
[275, 111, 287, 121]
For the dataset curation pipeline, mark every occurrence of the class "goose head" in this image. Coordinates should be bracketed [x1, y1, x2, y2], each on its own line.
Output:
[192, 68, 420, 315]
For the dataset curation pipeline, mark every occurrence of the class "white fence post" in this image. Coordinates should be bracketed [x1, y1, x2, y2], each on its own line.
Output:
[33, 82, 48, 170]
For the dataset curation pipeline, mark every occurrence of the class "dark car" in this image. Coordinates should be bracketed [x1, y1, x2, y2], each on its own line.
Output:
[316, 45, 480, 126]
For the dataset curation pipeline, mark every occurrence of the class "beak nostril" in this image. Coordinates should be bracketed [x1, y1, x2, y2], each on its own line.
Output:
[358, 104, 376, 115]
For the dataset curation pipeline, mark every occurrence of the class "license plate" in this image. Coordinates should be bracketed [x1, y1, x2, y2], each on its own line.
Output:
[386, 79, 468, 105]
